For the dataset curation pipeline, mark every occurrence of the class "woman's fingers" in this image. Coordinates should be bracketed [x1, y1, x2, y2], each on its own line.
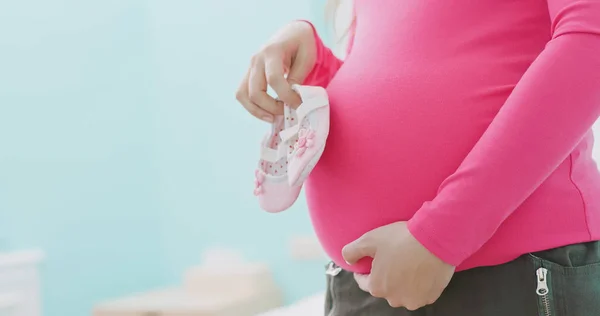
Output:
[237, 35, 312, 120]
[264, 54, 302, 108]
[354, 273, 371, 293]
[236, 21, 317, 122]
[248, 57, 283, 116]
[236, 69, 274, 123]
[286, 46, 313, 86]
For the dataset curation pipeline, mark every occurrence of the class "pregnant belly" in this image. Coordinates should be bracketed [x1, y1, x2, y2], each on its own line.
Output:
[305, 68, 507, 274]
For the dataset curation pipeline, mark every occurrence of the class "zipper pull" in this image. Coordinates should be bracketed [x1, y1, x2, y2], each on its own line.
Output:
[536, 267, 549, 296]
[326, 262, 342, 276]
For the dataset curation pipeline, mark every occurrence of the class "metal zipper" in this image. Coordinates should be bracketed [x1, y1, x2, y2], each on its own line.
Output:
[325, 262, 341, 306]
[326, 261, 342, 276]
[536, 267, 552, 316]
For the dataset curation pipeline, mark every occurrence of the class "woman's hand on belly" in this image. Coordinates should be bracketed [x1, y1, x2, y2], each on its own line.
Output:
[342, 221, 456, 310]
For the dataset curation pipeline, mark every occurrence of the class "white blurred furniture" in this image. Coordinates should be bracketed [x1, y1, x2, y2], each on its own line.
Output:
[257, 292, 325, 316]
[93, 286, 281, 316]
[0, 250, 44, 316]
[93, 249, 283, 316]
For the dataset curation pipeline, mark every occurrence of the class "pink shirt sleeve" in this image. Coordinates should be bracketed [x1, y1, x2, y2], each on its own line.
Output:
[407, 0, 600, 267]
[299, 18, 355, 87]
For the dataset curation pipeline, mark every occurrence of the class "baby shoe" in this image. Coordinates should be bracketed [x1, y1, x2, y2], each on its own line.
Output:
[279, 84, 330, 187]
[254, 114, 302, 213]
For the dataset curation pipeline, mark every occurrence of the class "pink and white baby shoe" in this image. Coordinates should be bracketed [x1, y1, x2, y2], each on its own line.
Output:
[279, 84, 330, 187]
[253, 84, 330, 213]
[254, 114, 302, 213]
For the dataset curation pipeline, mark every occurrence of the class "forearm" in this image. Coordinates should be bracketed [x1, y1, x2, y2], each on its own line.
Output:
[408, 11, 600, 266]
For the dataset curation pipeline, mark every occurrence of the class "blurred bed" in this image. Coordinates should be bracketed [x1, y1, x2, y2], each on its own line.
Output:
[257, 291, 325, 316]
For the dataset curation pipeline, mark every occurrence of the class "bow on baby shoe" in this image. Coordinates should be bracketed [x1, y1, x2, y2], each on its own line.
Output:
[254, 169, 265, 196]
[294, 128, 316, 157]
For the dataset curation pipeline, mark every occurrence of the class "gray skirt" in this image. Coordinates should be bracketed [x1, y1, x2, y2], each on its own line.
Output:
[324, 241, 600, 316]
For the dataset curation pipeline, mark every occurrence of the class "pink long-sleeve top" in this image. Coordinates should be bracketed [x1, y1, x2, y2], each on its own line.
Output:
[303, 0, 600, 273]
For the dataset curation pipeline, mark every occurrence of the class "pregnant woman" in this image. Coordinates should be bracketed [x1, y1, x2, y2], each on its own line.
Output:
[236, 0, 600, 315]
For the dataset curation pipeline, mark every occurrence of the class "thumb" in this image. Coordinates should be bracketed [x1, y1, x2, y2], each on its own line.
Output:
[281, 59, 309, 109]
[286, 59, 311, 88]
[286, 43, 315, 87]
[342, 234, 377, 265]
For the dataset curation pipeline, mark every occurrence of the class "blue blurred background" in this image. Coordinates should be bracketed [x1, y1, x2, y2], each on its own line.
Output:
[0, 1, 332, 315]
